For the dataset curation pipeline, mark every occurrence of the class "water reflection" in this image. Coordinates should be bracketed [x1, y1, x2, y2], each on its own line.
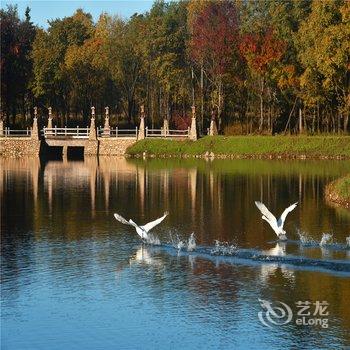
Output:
[3, 156, 349, 243]
[1, 156, 350, 349]
[260, 242, 296, 284]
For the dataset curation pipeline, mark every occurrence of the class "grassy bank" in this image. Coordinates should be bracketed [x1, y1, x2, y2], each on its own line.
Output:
[126, 136, 350, 159]
[325, 175, 350, 209]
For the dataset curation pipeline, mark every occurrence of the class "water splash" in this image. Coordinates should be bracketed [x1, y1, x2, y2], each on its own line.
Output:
[145, 239, 350, 274]
[211, 240, 238, 255]
[177, 240, 185, 250]
[169, 232, 196, 252]
[320, 233, 333, 246]
[168, 230, 184, 250]
[296, 229, 317, 246]
[145, 233, 160, 245]
[187, 233, 196, 252]
[293, 231, 349, 251]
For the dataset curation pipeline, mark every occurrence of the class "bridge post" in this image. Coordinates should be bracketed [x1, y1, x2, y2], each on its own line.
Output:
[138, 105, 145, 140]
[162, 119, 169, 137]
[89, 107, 97, 140]
[47, 107, 53, 129]
[0, 118, 3, 137]
[31, 107, 39, 140]
[209, 109, 218, 136]
[103, 106, 110, 137]
[189, 106, 197, 141]
[84, 106, 98, 156]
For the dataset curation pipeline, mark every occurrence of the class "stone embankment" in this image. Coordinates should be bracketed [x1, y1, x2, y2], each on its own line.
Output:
[98, 138, 136, 156]
[0, 138, 41, 157]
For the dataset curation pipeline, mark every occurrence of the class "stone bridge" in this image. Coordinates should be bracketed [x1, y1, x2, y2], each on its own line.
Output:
[0, 105, 199, 157]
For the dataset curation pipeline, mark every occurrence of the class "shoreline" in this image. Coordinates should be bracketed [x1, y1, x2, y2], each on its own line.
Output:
[126, 136, 350, 160]
[127, 153, 348, 160]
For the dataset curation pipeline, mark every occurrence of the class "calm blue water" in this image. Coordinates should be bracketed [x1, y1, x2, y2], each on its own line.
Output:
[1, 157, 350, 349]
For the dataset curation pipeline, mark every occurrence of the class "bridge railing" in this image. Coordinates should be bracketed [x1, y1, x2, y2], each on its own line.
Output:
[42, 127, 90, 138]
[145, 127, 190, 138]
[1, 128, 32, 137]
[98, 127, 138, 138]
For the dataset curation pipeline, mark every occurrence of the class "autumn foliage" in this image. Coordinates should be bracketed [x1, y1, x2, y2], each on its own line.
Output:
[190, 1, 238, 76]
[1, 0, 349, 134]
[239, 29, 286, 75]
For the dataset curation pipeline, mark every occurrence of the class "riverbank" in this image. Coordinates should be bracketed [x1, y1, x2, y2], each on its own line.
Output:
[126, 136, 350, 159]
[325, 175, 350, 209]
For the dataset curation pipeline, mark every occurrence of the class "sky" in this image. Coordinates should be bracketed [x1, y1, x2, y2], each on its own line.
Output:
[0, 0, 154, 28]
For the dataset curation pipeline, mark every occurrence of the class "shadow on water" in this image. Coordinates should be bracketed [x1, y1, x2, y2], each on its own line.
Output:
[41, 146, 85, 161]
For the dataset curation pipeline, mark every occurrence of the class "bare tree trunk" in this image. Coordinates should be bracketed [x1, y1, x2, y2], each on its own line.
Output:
[191, 66, 195, 107]
[344, 112, 349, 133]
[146, 66, 150, 124]
[284, 97, 297, 135]
[200, 65, 204, 135]
[245, 97, 249, 135]
[299, 107, 303, 134]
[159, 86, 162, 126]
[326, 111, 329, 133]
[259, 78, 264, 132]
[217, 78, 223, 133]
[317, 102, 320, 133]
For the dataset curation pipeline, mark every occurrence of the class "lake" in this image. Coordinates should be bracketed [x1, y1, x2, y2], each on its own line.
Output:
[1, 156, 350, 349]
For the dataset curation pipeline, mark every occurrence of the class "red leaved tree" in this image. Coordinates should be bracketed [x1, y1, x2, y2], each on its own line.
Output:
[239, 28, 286, 131]
[190, 1, 239, 130]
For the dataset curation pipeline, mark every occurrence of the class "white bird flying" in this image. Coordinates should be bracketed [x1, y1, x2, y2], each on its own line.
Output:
[114, 211, 168, 242]
[255, 201, 298, 240]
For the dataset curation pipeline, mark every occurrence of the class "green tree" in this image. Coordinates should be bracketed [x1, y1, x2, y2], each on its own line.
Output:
[297, 0, 349, 133]
[1, 5, 36, 125]
[32, 9, 94, 122]
[65, 13, 116, 121]
[105, 14, 145, 124]
[144, 1, 191, 127]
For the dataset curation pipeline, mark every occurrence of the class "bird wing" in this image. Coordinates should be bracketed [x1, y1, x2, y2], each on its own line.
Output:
[114, 213, 146, 239]
[128, 219, 144, 233]
[278, 202, 298, 228]
[255, 201, 280, 234]
[114, 213, 133, 226]
[255, 201, 277, 223]
[114, 213, 141, 230]
[141, 211, 168, 233]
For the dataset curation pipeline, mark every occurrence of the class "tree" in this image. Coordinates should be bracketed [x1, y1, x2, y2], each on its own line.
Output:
[189, 0, 239, 131]
[297, 0, 350, 133]
[65, 14, 115, 120]
[239, 28, 286, 132]
[32, 9, 94, 121]
[3, 0, 348, 135]
[1, 5, 36, 125]
[144, 1, 191, 127]
[105, 14, 146, 124]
